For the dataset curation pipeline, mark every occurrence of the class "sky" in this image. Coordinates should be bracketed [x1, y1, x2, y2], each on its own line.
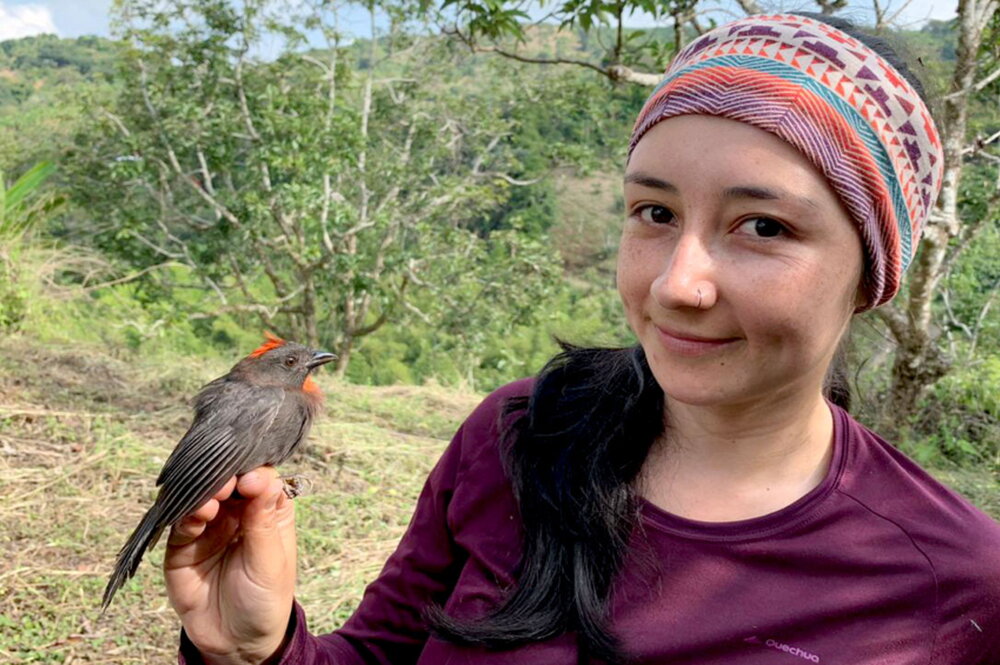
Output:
[0, 0, 961, 42]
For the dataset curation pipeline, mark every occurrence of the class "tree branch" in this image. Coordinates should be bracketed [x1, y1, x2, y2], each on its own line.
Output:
[943, 64, 1000, 100]
[442, 26, 663, 84]
[734, 0, 764, 14]
[873, 303, 909, 345]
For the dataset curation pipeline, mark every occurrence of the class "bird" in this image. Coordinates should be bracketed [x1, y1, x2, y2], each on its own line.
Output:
[101, 332, 336, 611]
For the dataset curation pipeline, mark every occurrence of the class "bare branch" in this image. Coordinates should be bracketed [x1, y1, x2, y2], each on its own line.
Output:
[734, 0, 764, 14]
[871, 0, 917, 31]
[402, 300, 433, 325]
[79, 261, 184, 292]
[944, 65, 1000, 100]
[873, 303, 909, 345]
[969, 275, 1000, 356]
[444, 26, 631, 81]
[474, 171, 543, 186]
[941, 287, 973, 339]
[320, 173, 337, 254]
[129, 230, 184, 260]
[605, 64, 663, 86]
[188, 303, 282, 321]
[233, 44, 261, 142]
[195, 147, 216, 197]
[101, 109, 132, 138]
[350, 310, 390, 337]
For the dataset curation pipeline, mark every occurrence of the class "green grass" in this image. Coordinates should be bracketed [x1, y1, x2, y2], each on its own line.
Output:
[0, 335, 996, 663]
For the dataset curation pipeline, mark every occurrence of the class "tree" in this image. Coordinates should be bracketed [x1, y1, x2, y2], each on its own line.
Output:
[875, 0, 1000, 424]
[70, 0, 560, 374]
[435, 0, 713, 85]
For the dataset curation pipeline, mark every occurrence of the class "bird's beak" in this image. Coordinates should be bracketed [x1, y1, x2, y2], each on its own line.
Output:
[307, 351, 337, 369]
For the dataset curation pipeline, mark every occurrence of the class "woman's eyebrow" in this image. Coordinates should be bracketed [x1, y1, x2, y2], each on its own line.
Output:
[624, 172, 819, 210]
[623, 173, 677, 192]
[726, 185, 819, 210]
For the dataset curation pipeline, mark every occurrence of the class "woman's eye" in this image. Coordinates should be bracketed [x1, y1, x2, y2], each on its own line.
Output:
[635, 205, 675, 225]
[739, 217, 787, 238]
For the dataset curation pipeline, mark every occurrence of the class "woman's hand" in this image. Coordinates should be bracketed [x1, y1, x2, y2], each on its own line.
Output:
[164, 466, 297, 665]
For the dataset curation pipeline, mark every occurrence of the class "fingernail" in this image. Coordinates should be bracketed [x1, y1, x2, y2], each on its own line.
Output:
[244, 470, 259, 485]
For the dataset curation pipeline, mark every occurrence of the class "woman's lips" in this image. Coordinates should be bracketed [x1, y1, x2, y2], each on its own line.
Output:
[655, 325, 740, 357]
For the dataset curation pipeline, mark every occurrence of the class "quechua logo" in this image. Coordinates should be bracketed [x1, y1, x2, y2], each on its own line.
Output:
[743, 635, 821, 662]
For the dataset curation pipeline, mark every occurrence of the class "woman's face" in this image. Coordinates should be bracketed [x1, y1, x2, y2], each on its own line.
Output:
[618, 115, 863, 409]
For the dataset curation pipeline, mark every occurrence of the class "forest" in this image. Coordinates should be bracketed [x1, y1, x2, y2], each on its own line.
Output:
[0, 0, 997, 660]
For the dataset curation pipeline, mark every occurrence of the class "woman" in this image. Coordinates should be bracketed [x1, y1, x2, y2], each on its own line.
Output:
[168, 12, 1000, 665]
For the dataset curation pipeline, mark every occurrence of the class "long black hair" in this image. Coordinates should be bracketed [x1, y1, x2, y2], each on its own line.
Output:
[427, 13, 931, 664]
[427, 343, 663, 662]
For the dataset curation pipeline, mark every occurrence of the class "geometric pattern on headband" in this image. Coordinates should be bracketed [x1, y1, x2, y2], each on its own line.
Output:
[630, 14, 944, 305]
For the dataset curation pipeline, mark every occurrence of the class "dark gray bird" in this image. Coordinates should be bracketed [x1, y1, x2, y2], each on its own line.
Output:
[102, 333, 335, 611]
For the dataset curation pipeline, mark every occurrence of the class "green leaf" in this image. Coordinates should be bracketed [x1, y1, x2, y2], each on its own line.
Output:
[4, 161, 56, 213]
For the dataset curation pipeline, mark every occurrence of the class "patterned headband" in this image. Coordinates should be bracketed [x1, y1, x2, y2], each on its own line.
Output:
[628, 13, 944, 309]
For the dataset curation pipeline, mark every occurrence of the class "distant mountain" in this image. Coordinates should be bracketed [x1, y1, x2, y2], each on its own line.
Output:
[0, 34, 117, 107]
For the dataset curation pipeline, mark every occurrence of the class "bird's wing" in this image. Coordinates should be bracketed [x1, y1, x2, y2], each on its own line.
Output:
[157, 380, 278, 486]
[153, 381, 284, 527]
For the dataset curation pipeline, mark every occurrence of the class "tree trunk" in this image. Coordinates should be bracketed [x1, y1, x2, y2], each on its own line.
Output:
[302, 275, 319, 348]
[880, 0, 998, 428]
[887, 336, 951, 421]
[334, 334, 353, 379]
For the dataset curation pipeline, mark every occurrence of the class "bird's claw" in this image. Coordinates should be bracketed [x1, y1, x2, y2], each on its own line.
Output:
[281, 474, 312, 499]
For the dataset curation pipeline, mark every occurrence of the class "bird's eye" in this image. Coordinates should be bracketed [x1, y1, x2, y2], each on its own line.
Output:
[284, 356, 297, 367]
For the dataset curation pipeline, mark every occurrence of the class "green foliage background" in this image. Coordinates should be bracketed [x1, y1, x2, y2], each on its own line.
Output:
[0, 8, 997, 463]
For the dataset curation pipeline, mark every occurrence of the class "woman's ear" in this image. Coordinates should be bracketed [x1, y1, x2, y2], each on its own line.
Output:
[852, 267, 871, 313]
[853, 289, 869, 312]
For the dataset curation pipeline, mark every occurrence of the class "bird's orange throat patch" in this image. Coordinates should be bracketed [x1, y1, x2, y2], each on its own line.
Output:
[249, 331, 287, 358]
[303, 376, 324, 400]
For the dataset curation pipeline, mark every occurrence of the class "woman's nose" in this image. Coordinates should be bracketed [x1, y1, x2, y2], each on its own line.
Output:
[650, 233, 718, 310]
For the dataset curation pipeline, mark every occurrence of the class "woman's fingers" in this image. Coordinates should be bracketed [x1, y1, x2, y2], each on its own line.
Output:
[166, 502, 242, 566]
[236, 466, 280, 500]
[165, 468, 285, 563]
[191, 498, 220, 523]
[168, 513, 209, 547]
[214, 475, 238, 501]
[165, 474, 238, 546]
[165, 468, 280, 555]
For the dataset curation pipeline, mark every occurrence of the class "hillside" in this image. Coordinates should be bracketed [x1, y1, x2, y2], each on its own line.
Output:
[0, 34, 116, 107]
[0, 35, 117, 174]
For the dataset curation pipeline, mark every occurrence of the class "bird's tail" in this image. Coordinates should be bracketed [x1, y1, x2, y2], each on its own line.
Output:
[101, 505, 165, 613]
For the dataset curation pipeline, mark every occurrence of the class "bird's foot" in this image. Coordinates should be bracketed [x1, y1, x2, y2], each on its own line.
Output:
[281, 474, 312, 499]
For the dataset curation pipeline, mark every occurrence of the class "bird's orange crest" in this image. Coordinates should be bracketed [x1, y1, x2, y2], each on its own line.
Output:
[248, 331, 287, 358]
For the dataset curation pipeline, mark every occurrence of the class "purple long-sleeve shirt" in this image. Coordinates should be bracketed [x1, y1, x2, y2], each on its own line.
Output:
[180, 378, 1000, 664]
